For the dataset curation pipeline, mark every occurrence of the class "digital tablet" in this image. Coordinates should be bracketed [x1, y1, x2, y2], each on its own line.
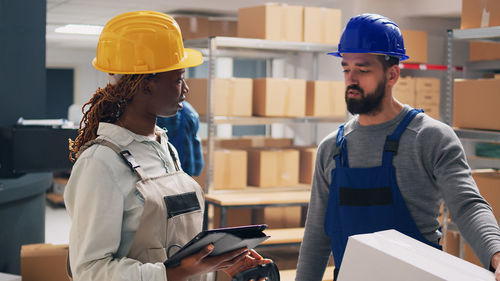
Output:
[164, 224, 270, 268]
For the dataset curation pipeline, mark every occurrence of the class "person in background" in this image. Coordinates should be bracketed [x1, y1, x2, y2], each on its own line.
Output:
[65, 11, 269, 281]
[295, 13, 500, 281]
[157, 101, 204, 177]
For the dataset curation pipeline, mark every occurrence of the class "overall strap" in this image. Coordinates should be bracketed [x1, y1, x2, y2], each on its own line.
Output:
[167, 142, 181, 172]
[382, 109, 423, 166]
[80, 138, 149, 180]
[334, 124, 349, 168]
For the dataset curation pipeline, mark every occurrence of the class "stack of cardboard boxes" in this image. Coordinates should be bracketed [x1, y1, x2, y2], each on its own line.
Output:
[444, 170, 500, 267]
[196, 137, 318, 229]
[393, 77, 440, 120]
[195, 136, 298, 190]
[176, 4, 341, 44]
[196, 137, 320, 190]
[453, 0, 500, 131]
[238, 4, 341, 44]
[187, 78, 347, 118]
[392, 29, 442, 120]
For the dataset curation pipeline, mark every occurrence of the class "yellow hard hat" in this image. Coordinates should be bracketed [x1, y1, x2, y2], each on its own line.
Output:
[92, 11, 203, 74]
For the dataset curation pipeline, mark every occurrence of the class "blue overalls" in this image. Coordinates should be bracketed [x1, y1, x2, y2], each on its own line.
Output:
[324, 109, 441, 280]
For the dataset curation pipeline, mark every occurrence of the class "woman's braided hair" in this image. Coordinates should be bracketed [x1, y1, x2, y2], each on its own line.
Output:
[68, 74, 154, 162]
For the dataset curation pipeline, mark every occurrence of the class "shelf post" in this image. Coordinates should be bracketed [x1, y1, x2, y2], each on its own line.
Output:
[444, 30, 454, 126]
[206, 37, 217, 195]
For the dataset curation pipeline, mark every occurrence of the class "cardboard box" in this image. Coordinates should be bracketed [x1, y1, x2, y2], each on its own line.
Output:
[442, 170, 500, 268]
[401, 30, 428, 64]
[211, 149, 247, 190]
[469, 41, 500, 61]
[254, 206, 303, 228]
[444, 230, 483, 268]
[473, 170, 500, 220]
[247, 149, 299, 187]
[21, 244, 70, 281]
[245, 136, 293, 148]
[464, 242, 483, 267]
[443, 229, 460, 256]
[187, 78, 253, 117]
[176, 17, 237, 40]
[306, 81, 346, 117]
[415, 77, 440, 93]
[194, 150, 247, 190]
[419, 104, 440, 120]
[454, 78, 500, 131]
[415, 77, 440, 105]
[253, 78, 306, 117]
[238, 4, 303, 41]
[282, 5, 304, 42]
[202, 137, 293, 150]
[299, 147, 317, 184]
[461, 0, 500, 29]
[175, 16, 210, 40]
[393, 76, 416, 106]
[208, 19, 237, 37]
[338, 230, 494, 281]
[213, 207, 253, 228]
[303, 7, 341, 44]
[214, 138, 254, 150]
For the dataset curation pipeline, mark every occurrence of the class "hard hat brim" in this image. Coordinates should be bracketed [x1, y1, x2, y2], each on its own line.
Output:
[92, 48, 204, 74]
[327, 50, 409, 61]
[172, 48, 204, 72]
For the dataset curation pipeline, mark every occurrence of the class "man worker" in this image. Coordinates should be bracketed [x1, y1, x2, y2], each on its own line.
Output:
[295, 13, 500, 281]
[157, 101, 204, 177]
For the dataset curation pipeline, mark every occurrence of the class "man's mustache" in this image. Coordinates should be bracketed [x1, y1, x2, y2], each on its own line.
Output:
[346, 84, 364, 95]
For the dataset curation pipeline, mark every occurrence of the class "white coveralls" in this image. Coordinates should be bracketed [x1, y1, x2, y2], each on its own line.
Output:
[65, 123, 206, 281]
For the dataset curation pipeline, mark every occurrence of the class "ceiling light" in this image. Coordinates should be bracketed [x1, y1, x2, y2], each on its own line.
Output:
[55, 24, 103, 35]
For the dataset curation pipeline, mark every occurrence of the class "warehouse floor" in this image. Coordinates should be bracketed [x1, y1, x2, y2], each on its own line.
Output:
[45, 204, 70, 245]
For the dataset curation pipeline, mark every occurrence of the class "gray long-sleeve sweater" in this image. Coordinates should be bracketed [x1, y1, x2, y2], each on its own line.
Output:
[295, 105, 500, 280]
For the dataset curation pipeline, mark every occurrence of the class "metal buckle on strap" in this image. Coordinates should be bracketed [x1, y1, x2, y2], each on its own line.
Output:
[384, 138, 399, 155]
[119, 150, 141, 172]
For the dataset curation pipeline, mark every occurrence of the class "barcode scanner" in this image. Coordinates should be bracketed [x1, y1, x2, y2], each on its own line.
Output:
[231, 262, 280, 281]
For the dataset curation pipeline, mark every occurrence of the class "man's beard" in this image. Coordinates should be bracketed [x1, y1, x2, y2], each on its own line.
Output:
[345, 79, 386, 115]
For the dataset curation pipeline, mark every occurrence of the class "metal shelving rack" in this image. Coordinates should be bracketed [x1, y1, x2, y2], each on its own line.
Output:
[184, 36, 340, 194]
[445, 26, 500, 127]
[446, 27, 500, 168]
[444, 26, 500, 259]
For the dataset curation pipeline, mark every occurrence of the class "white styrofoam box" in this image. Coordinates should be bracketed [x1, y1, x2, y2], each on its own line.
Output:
[0, 272, 22, 281]
[338, 229, 494, 281]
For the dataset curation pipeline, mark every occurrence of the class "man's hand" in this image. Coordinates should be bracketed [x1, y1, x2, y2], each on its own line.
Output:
[492, 252, 500, 281]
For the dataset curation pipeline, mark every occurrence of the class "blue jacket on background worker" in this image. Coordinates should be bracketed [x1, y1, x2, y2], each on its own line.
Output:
[157, 101, 204, 176]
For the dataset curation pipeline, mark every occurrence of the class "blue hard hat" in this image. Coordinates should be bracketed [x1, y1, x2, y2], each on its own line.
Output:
[328, 13, 409, 61]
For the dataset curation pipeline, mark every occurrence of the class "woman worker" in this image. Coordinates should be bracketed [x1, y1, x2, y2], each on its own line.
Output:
[65, 10, 270, 281]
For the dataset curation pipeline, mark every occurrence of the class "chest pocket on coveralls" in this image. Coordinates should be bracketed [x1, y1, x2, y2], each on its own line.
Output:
[164, 192, 201, 218]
